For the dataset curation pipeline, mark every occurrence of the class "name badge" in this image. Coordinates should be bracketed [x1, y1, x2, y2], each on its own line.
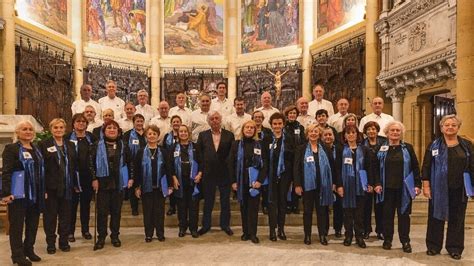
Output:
[294, 129, 300, 135]
[380, 145, 389, 152]
[344, 158, 353, 165]
[23, 152, 32, 159]
[254, 148, 261, 155]
[132, 139, 139, 145]
[174, 151, 180, 157]
[432, 149, 439, 156]
[269, 143, 277, 150]
[47, 146, 57, 153]
[306, 156, 314, 162]
[70, 140, 78, 145]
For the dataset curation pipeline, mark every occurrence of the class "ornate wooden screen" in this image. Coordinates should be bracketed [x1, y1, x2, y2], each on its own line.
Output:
[432, 95, 456, 138]
[15, 37, 74, 127]
[311, 35, 366, 116]
[237, 61, 303, 113]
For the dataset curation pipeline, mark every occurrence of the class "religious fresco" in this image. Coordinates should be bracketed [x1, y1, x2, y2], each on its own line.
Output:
[317, 0, 366, 37]
[86, 0, 147, 53]
[240, 0, 299, 54]
[163, 0, 224, 56]
[16, 0, 68, 35]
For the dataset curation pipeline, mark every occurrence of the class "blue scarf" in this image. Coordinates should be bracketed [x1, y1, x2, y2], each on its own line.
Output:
[54, 140, 72, 200]
[95, 139, 128, 191]
[235, 140, 263, 202]
[128, 129, 141, 158]
[18, 143, 45, 209]
[303, 143, 334, 206]
[165, 132, 175, 147]
[376, 142, 413, 214]
[341, 145, 366, 208]
[268, 133, 286, 203]
[69, 132, 92, 153]
[141, 145, 165, 194]
[173, 143, 199, 199]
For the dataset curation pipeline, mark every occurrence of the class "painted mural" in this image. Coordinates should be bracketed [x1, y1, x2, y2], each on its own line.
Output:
[164, 0, 224, 56]
[16, 0, 68, 35]
[240, 0, 299, 54]
[317, 0, 366, 37]
[86, 0, 147, 53]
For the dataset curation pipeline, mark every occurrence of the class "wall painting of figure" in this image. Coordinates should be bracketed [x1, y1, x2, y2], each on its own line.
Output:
[163, 0, 224, 56]
[86, 0, 147, 53]
[16, 0, 68, 35]
[317, 0, 365, 37]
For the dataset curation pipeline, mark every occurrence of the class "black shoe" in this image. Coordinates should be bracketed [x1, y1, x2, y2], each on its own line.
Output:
[277, 229, 287, 240]
[286, 207, 292, 214]
[145, 237, 152, 243]
[250, 236, 260, 244]
[356, 238, 366, 248]
[343, 237, 352, 246]
[269, 230, 277, 241]
[47, 246, 56, 254]
[24, 251, 41, 262]
[166, 208, 176, 216]
[304, 235, 311, 245]
[450, 253, 461, 260]
[68, 234, 76, 242]
[402, 242, 412, 253]
[223, 227, 234, 236]
[179, 229, 186, 237]
[293, 208, 300, 214]
[241, 234, 249, 241]
[426, 249, 439, 256]
[132, 210, 139, 216]
[382, 241, 392, 250]
[94, 239, 105, 250]
[82, 232, 92, 240]
[198, 227, 210, 236]
[377, 233, 384, 240]
[111, 238, 121, 247]
[157, 235, 165, 242]
[320, 235, 328, 246]
[335, 231, 342, 238]
[12, 258, 32, 266]
[59, 245, 71, 252]
[363, 232, 370, 240]
[191, 231, 199, 238]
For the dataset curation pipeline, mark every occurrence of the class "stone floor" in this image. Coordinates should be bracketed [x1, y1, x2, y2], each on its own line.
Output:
[0, 225, 472, 265]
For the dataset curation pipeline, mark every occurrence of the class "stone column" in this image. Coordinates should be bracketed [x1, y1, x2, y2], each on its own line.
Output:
[456, 0, 474, 139]
[411, 102, 422, 159]
[226, 0, 238, 101]
[1, 0, 16, 114]
[364, 0, 380, 112]
[71, 0, 83, 98]
[386, 88, 405, 122]
[150, 1, 160, 106]
[302, 0, 314, 100]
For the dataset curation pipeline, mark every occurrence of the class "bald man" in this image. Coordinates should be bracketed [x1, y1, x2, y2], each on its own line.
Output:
[256, 91, 279, 128]
[169, 92, 192, 128]
[328, 98, 350, 132]
[135, 89, 157, 123]
[358, 97, 394, 137]
[150, 101, 171, 145]
[296, 97, 316, 129]
[308, 84, 334, 118]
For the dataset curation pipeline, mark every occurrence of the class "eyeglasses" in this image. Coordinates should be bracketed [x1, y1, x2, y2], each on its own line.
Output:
[75, 120, 87, 123]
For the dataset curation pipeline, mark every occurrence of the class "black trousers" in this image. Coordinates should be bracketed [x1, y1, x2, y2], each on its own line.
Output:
[261, 185, 269, 210]
[343, 195, 366, 239]
[70, 189, 93, 235]
[129, 187, 139, 213]
[287, 186, 300, 210]
[177, 185, 200, 232]
[268, 177, 290, 231]
[240, 191, 260, 238]
[97, 189, 123, 240]
[8, 199, 40, 262]
[202, 179, 231, 230]
[333, 192, 343, 232]
[303, 189, 329, 237]
[382, 188, 411, 243]
[168, 193, 177, 210]
[363, 192, 384, 235]
[141, 189, 166, 238]
[426, 187, 467, 254]
[43, 189, 71, 247]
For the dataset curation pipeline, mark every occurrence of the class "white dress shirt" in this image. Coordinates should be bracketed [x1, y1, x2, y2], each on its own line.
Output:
[296, 114, 316, 129]
[119, 117, 134, 132]
[169, 106, 192, 128]
[86, 119, 103, 133]
[211, 97, 234, 116]
[71, 98, 102, 120]
[135, 104, 157, 123]
[328, 112, 349, 132]
[191, 109, 210, 142]
[308, 99, 334, 117]
[359, 112, 395, 137]
[149, 116, 171, 145]
[98, 96, 125, 120]
[224, 113, 252, 139]
[256, 106, 280, 128]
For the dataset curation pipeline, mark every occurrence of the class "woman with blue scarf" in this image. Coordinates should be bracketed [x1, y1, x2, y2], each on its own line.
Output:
[2, 120, 45, 265]
[123, 114, 146, 216]
[162, 115, 182, 217]
[134, 125, 172, 243]
[374, 121, 420, 253]
[89, 120, 134, 250]
[265, 112, 294, 242]
[39, 118, 77, 254]
[294, 124, 338, 246]
[336, 125, 374, 248]
[66, 113, 97, 242]
[169, 125, 203, 238]
[422, 115, 474, 260]
[229, 120, 267, 244]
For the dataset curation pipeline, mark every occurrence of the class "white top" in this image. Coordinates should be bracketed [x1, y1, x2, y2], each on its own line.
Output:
[296, 114, 316, 129]
[256, 106, 279, 128]
[191, 109, 210, 142]
[149, 116, 171, 145]
[86, 119, 103, 133]
[119, 117, 134, 132]
[211, 97, 234, 116]
[308, 99, 334, 117]
[98, 96, 125, 120]
[358, 112, 395, 137]
[135, 104, 157, 123]
[224, 113, 252, 140]
[71, 98, 102, 120]
[328, 112, 349, 133]
[169, 106, 192, 128]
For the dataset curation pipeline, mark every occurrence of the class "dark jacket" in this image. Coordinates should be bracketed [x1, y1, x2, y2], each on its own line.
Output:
[134, 147, 172, 190]
[196, 129, 234, 183]
[65, 131, 96, 190]
[263, 132, 295, 181]
[228, 138, 268, 185]
[336, 144, 376, 187]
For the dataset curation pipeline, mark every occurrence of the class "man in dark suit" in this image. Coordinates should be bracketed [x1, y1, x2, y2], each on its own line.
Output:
[196, 111, 235, 236]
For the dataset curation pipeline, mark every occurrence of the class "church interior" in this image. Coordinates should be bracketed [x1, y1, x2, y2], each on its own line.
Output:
[0, 0, 473, 265]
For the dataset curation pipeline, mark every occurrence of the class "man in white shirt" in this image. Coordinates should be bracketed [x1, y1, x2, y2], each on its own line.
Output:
[328, 98, 350, 132]
[191, 94, 212, 142]
[71, 84, 102, 120]
[256, 91, 279, 128]
[308, 84, 334, 117]
[169, 92, 192, 128]
[98, 80, 125, 120]
[149, 101, 171, 145]
[296, 97, 316, 129]
[84, 105, 103, 133]
[211, 82, 234, 116]
[135, 89, 157, 123]
[223, 96, 251, 139]
[359, 96, 395, 137]
[119, 102, 136, 132]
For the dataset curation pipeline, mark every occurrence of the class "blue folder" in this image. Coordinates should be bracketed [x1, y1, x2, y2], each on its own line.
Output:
[161, 175, 169, 197]
[464, 172, 473, 197]
[120, 165, 129, 188]
[191, 161, 198, 180]
[193, 185, 200, 197]
[404, 172, 416, 199]
[76, 171, 82, 192]
[287, 183, 292, 201]
[359, 170, 368, 191]
[11, 171, 26, 199]
[249, 167, 260, 197]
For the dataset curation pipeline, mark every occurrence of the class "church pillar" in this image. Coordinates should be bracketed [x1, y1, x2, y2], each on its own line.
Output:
[1, 0, 15, 114]
[150, 1, 160, 106]
[364, 0, 380, 112]
[302, 0, 314, 100]
[226, 0, 238, 101]
[387, 88, 405, 122]
[456, 0, 474, 139]
[71, 0, 83, 98]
